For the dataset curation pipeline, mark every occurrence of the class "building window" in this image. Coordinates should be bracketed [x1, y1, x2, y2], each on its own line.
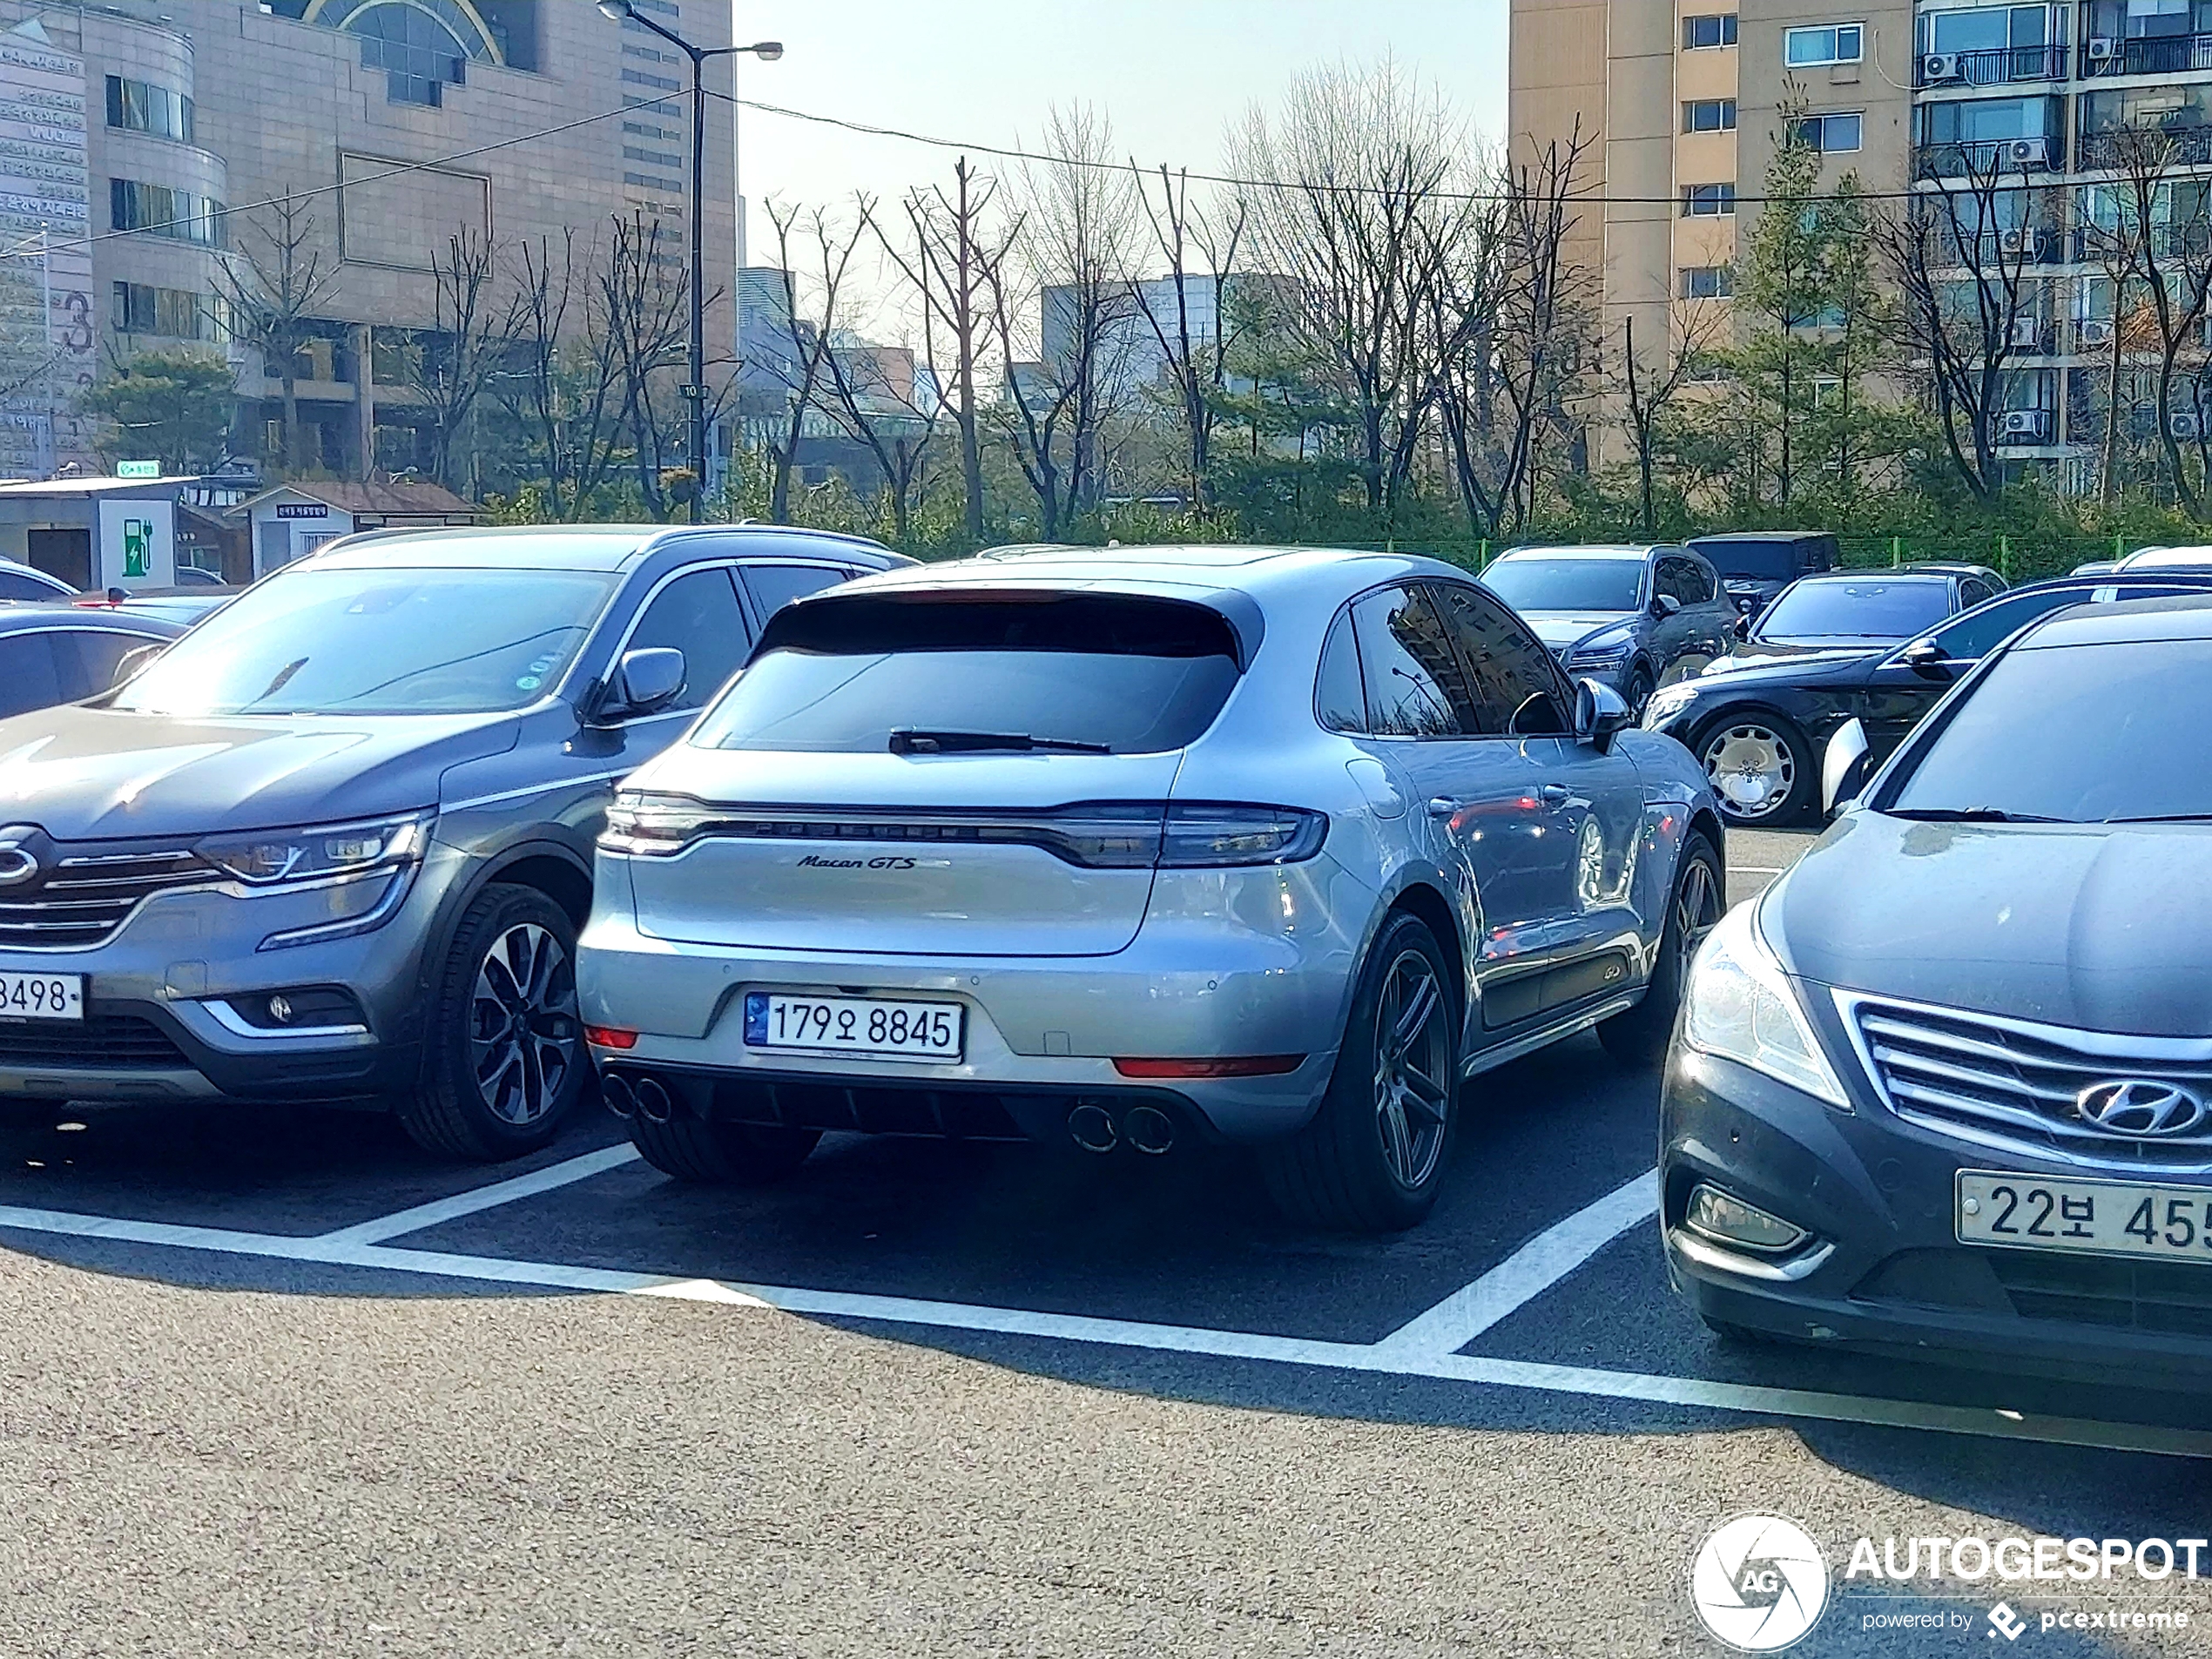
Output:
[112, 282, 220, 341]
[624, 172, 685, 194]
[105, 76, 193, 144]
[1683, 13, 1738, 49]
[1683, 183, 1737, 216]
[1785, 23, 1865, 66]
[110, 179, 225, 246]
[1798, 111, 1865, 152]
[623, 145, 683, 169]
[622, 66, 682, 91]
[348, 1, 476, 106]
[623, 119, 679, 141]
[1680, 265, 1736, 300]
[1683, 98, 1738, 133]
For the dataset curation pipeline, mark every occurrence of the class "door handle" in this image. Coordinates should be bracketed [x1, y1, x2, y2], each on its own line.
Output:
[1426, 797, 1463, 819]
[1539, 784, 1573, 808]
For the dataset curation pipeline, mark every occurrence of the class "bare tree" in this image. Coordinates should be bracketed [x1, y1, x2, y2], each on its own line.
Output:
[1130, 164, 1245, 509]
[759, 200, 853, 523]
[495, 230, 625, 520]
[1619, 299, 1726, 538]
[823, 193, 948, 543]
[873, 158, 1015, 544]
[597, 211, 692, 518]
[396, 226, 511, 493]
[1230, 59, 1489, 516]
[1872, 150, 2042, 501]
[214, 190, 340, 473]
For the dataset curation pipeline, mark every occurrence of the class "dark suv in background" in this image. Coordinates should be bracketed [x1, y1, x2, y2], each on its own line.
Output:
[1686, 532, 1837, 620]
[0, 524, 908, 1160]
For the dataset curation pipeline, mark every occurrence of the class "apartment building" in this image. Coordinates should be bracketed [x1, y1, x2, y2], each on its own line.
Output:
[0, 0, 738, 483]
[1508, 0, 2212, 485]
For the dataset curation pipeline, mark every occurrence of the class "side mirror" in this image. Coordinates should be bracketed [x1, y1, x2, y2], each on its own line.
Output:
[1821, 718, 1873, 819]
[1900, 638, 1952, 679]
[1730, 615, 1751, 641]
[1574, 677, 1635, 752]
[1651, 592, 1683, 618]
[597, 646, 687, 722]
[111, 642, 165, 687]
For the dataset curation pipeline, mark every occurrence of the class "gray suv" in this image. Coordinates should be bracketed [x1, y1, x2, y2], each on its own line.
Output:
[0, 524, 907, 1158]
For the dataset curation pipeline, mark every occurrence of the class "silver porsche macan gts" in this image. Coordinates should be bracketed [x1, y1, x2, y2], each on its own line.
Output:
[578, 545, 1725, 1231]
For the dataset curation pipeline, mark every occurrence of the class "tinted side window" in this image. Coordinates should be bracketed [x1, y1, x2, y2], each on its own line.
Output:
[53, 630, 156, 699]
[0, 633, 63, 718]
[741, 563, 848, 622]
[1427, 582, 1568, 737]
[1959, 579, 1993, 608]
[1314, 609, 1367, 733]
[626, 567, 753, 711]
[0, 569, 57, 600]
[1350, 585, 1479, 737]
[1676, 557, 1717, 604]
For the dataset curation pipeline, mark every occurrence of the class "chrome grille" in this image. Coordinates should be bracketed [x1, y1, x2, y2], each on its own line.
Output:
[0, 840, 216, 949]
[1843, 992, 2212, 1174]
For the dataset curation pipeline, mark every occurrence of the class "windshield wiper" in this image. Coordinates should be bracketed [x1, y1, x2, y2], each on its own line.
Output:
[1885, 806, 2067, 824]
[888, 728, 1112, 756]
[2101, 813, 2212, 825]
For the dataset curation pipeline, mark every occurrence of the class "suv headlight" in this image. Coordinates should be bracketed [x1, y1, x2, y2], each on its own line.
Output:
[1682, 900, 1850, 1109]
[198, 811, 434, 888]
[1566, 639, 1631, 670]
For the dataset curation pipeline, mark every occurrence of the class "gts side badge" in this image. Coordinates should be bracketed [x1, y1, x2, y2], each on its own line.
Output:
[796, 853, 921, 871]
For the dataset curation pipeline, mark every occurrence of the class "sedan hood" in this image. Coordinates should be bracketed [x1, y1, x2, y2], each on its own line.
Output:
[1523, 611, 1634, 652]
[1690, 647, 1882, 688]
[1703, 640, 1885, 674]
[0, 705, 521, 840]
[1771, 813, 2212, 1036]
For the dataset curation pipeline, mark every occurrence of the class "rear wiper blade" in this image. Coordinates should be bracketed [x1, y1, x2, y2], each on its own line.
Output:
[888, 728, 1112, 756]
[1885, 806, 2067, 824]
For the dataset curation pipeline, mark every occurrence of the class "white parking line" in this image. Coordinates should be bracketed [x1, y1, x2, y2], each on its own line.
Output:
[0, 1199, 2206, 1460]
[1373, 1170, 1659, 1359]
[314, 1143, 642, 1244]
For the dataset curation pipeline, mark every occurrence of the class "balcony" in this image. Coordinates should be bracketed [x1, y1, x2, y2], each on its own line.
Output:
[2078, 123, 2212, 170]
[2080, 32, 2212, 78]
[1912, 137, 2062, 179]
[1915, 45, 2069, 88]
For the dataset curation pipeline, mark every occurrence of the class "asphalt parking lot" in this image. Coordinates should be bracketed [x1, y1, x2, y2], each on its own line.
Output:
[1, 826, 2208, 1657]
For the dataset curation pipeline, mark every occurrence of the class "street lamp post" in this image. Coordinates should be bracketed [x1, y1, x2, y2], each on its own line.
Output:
[597, 0, 780, 523]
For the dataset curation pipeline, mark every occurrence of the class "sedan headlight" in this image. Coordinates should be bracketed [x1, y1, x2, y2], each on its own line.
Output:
[1642, 683, 1698, 726]
[1682, 900, 1850, 1109]
[198, 811, 433, 887]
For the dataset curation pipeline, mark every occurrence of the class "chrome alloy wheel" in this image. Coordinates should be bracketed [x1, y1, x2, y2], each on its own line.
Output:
[1671, 852, 1723, 981]
[1372, 948, 1452, 1189]
[1701, 722, 1797, 819]
[470, 922, 580, 1125]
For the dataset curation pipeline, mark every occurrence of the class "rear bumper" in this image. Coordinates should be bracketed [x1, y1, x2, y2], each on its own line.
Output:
[575, 894, 1359, 1143]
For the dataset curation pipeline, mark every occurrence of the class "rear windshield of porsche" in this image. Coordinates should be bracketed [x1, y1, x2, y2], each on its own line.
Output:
[688, 590, 1246, 755]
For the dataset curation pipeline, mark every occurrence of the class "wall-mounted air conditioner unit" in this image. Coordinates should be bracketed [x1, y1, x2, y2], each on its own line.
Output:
[2087, 36, 2118, 61]
[1997, 228, 2040, 256]
[2173, 412, 2205, 440]
[2080, 319, 2115, 348]
[2000, 409, 2050, 439]
[1922, 53, 1963, 82]
[2009, 316, 2042, 347]
[2007, 138, 2051, 167]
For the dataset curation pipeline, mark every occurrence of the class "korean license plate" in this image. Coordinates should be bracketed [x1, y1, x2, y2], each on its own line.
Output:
[1958, 1170, 2212, 1264]
[0, 969, 83, 1022]
[742, 992, 963, 1062]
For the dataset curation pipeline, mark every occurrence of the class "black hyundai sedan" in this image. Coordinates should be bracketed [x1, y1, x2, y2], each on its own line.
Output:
[1643, 570, 2212, 825]
[1662, 595, 2212, 1382]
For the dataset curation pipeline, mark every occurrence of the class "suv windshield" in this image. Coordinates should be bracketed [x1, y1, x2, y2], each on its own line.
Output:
[689, 590, 1243, 755]
[1693, 540, 1818, 582]
[1755, 577, 1950, 643]
[1888, 636, 2212, 823]
[111, 566, 617, 716]
[1481, 557, 1644, 613]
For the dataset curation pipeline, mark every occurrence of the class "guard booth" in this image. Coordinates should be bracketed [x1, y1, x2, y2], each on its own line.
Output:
[239, 482, 480, 577]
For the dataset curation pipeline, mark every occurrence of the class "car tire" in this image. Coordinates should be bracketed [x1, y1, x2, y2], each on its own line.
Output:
[1696, 711, 1817, 826]
[1598, 835, 1723, 1067]
[628, 1113, 821, 1184]
[1622, 664, 1655, 719]
[395, 884, 589, 1162]
[1260, 911, 1460, 1234]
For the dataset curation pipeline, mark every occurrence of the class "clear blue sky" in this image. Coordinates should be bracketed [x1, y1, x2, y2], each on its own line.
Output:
[732, 0, 1510, 261]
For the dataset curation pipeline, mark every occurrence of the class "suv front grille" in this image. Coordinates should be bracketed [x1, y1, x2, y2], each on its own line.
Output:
[0, 1014, 192, 1069]
[0, 842, 215, 949]
[1844, 993, 2212, 1173]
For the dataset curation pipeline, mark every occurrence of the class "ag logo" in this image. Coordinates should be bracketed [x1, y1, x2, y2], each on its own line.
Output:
[1691, 1514, 1829, 1651]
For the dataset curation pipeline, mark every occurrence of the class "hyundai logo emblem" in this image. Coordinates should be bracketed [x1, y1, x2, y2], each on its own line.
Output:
[0, 827, 36, 888]
[2076, 1079, 2211, 1139]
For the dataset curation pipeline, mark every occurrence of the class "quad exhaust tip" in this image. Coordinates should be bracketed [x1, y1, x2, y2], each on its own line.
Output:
[633, 1076, 677, 1125]
[1067, 1101, 1117, 1154]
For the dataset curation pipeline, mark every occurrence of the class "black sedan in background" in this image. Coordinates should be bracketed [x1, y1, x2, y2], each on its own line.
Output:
[1706, 564, 2006, 674]
[0, 604, 185, 720]
[1643, 571, 2212, 825]
[1662, 594, 2212, 1384]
